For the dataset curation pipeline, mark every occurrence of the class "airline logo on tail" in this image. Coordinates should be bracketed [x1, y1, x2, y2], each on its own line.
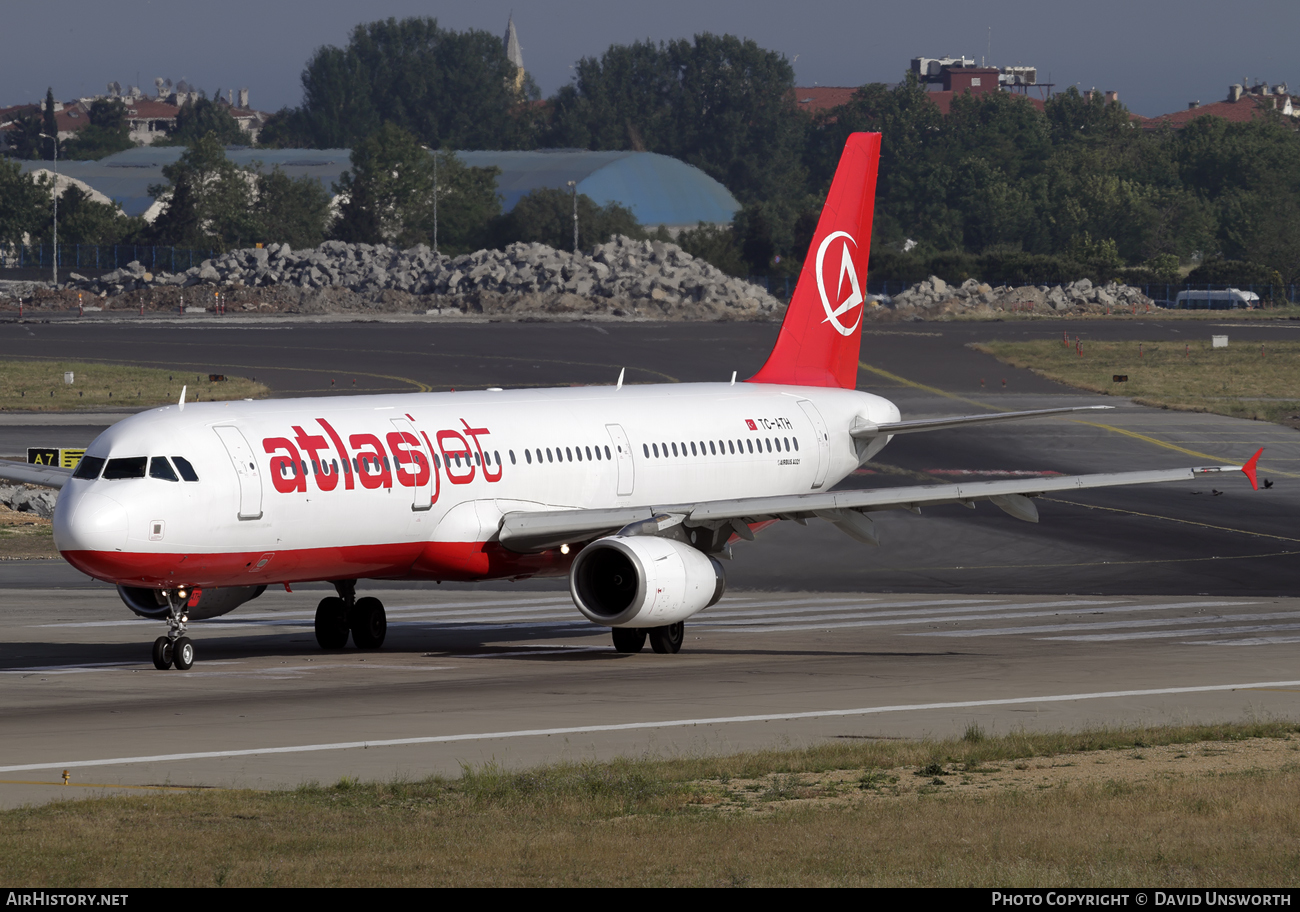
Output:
[816, 231, 864, 336]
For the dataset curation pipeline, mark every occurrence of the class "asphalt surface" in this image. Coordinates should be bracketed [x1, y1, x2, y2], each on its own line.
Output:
[0, 315, 1297, 805]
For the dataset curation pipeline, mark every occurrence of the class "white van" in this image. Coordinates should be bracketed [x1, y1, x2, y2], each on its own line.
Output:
[1173, 288, 1259, 309]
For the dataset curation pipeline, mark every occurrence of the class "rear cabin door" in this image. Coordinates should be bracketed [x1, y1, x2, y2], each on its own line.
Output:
[212, 426, 264, 520]
[797, 400, 831, 489]
[605, 424, 635, 497]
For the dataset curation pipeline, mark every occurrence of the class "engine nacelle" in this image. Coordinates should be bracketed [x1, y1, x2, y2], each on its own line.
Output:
[569, 535, 725, 628]
[117, 584, 267, 620]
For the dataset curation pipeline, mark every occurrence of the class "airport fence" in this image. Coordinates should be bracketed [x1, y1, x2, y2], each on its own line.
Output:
[0, 244, 216, 278]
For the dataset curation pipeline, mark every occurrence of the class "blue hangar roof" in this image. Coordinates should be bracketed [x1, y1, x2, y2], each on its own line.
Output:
[22, 147, 741, 228]
[456, 150, 740, 228]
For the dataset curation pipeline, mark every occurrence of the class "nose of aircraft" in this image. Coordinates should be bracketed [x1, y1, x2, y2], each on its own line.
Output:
[54, 487, 129, 555]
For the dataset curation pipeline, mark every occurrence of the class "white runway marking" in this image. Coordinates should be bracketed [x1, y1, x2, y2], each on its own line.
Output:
[2, 680, 1296, 774]
[908, 607, 1281, 638]
[1047, 623, 1300, 642]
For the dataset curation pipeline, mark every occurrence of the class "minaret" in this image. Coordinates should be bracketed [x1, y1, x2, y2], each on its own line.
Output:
[504, 15, 525, 94]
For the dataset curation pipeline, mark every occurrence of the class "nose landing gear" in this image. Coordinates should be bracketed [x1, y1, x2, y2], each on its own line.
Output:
[152, 588, 195, 670]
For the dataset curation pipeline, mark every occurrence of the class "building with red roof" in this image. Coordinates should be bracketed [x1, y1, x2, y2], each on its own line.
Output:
[1144, 83, 1296, 129]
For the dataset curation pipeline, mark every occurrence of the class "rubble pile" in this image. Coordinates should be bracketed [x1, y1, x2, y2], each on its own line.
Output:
[0, 484, 57, 518]
[60, 236, 780, 320]
[881, 276, 1155, 318]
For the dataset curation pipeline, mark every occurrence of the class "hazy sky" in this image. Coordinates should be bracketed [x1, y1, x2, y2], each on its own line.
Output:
[3, 1, 1295, 119]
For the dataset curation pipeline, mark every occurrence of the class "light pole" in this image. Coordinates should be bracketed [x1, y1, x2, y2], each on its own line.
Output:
[433, 148, 438, 256]
[567, 180, 578, 253]
[38, 132, 58, 286]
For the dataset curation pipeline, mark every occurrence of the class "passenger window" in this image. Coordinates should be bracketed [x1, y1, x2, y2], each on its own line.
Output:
[605, 446, 612, 460]
[709, 441, 716, 455]
[793, 438, 799, 451]
[546, 448, 553, 463]
[746, 440, 754, 454]
[594, 446, 601, 461]
[495, 450, 502, 467]
[102, 456, 147, 479]
[149, 457, 178, 482]
[575, 446, 583, 462]
[643, 444, 650, 458]
[783, 437, 790, 451]
[690, 442, 697, 456]
[585, 446, 592, 461]
[728, 441, 735, 455]
[73, 455, 105, 480]
[671, 442, 678, 457]
[652, 443, 659, 457]
[765, 439, 772, 452]
[525, 450, 532, 464]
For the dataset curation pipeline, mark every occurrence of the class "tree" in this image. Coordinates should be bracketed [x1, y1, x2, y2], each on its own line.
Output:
[253, 167, 332, 248]
[42, 88, 57, 161]
[6, 108, 45, 160]
[267, 18, 534, 150]
[63, 100, 135, 160]
[674, 222, 746, 276]
[0, 159, 46, 247]
[332, 124, 500, 252]
[492, 187, 641, 251]
[146, 133, 258, 249]
[28, 184, 141, 246]
[161, 97, 248, 147]
[548, 34, 808, 207]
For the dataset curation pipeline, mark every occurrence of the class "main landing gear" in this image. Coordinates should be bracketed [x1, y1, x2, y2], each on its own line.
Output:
[612, 622, 685, 655]
[314, 580, 387, 650]
[152, 588, 195, 670]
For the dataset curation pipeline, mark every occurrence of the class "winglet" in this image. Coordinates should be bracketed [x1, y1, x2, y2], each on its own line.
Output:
[1242, 447, 1263, 490]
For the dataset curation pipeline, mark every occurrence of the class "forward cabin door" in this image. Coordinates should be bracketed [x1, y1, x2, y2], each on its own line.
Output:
[213, 425, 264, 520]
[391, 417, 433, 511]
[605, 424, 635, 497]
[797, 400, 831, 489]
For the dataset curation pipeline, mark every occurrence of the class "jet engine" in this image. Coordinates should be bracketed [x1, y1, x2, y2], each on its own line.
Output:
[569, 535, 725, 628]
[117, 584, 267, 620]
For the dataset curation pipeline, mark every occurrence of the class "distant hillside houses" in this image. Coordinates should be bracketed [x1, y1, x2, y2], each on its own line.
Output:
[0, 84, 269, 153]
[17, 146, 742, 231]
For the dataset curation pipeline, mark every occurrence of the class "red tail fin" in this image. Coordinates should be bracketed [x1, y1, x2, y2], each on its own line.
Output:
[749, 133, 880, 389]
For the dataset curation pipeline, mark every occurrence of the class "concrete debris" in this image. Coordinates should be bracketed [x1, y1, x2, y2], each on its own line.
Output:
[875, 276, 1156, 320]
[0, 484, 58, 518]
[56, 237, 781, 320]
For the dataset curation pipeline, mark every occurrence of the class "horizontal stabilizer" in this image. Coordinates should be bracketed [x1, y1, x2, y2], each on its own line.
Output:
[851, 405, 1112, 439]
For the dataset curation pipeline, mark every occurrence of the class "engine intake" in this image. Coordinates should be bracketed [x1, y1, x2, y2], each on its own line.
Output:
[117, 584, 267, 620]
[569, 535, 725, 628]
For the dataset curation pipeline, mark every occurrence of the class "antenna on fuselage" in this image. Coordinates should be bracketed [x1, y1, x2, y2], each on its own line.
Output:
[616, 368, 624, 390]
[178, 385, 187, 411]
[730, 371, 736, 386]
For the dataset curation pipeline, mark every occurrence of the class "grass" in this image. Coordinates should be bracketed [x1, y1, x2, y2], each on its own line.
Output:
[3, 720, 1298, 886]
[0, 505, 56, 559]
[0, 360, 268, 411]
[975, 338, 1300, 425]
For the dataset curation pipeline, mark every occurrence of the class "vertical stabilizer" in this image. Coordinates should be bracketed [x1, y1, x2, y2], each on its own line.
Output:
[749, 132, 881, 389]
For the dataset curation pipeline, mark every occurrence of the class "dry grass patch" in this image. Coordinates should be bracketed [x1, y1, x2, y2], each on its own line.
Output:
[3, 721, 1299, 886]
[975, 338, 1300, 425]
[0, 360, 267, 411]
[0, 502, 56, 559]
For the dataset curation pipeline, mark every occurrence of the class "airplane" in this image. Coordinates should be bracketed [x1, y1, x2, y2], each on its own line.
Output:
[0, 133, 1262, 670]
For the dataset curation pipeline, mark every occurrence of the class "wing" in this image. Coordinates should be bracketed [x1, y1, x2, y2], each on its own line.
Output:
[851, 405, 1113, 438]
[0, 459, 72, 489]
[498, 461, 1251, 553]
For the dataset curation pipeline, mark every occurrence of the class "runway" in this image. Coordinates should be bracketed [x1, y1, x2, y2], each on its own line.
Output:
[1, 587, 1297, 808]
[0, 316, 1297, 806]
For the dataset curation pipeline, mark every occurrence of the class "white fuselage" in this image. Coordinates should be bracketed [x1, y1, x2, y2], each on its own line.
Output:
[53, 382, 899, 589]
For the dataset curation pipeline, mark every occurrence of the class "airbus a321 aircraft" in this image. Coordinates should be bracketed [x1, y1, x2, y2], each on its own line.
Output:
[0, 133, 1260, 671]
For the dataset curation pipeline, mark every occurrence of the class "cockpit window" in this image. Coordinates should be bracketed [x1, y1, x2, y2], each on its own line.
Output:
[170, 457, 199, 482]
[102, 457, 147, 480]
[72, 456, 105, 480]
[149, 457, 179, 482]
